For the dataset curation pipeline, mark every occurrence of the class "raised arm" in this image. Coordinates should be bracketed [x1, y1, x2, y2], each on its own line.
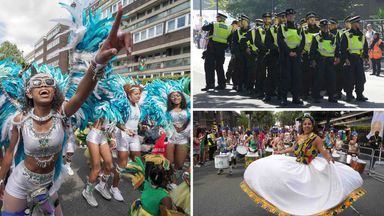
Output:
[64, 6, 132, 117]
[314, 136, 334, 163]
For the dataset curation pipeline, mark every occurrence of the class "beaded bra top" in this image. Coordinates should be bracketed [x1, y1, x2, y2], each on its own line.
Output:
[22, 116, 64, 158]
[169, 109, 188, 129]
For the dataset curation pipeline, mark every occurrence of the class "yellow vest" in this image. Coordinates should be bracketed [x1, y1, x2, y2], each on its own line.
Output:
[210, 22, 231, 44]
[282, 25, 302, 49]
[247, 29, 257, 52]
[237, 29, 248, 43]
[271, 26, 278, 47]
[258, 27, 266, 44]
[304, 29, 318, 52]
[315, 33, 336, 57]
[345, 31, 365, 55]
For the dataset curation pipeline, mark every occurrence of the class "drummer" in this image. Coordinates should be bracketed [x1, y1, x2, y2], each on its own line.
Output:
[244, 128, 260, 154]
[348, 132, 360, 156]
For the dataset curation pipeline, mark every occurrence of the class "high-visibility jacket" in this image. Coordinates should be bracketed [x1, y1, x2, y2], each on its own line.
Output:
[304, 29, 318, 52]
[271, 25, 278, 47]
[314, 33, 336, 57]
[247, 29, 258, 52]
[369, 39, 383, 59]
[282, 25, 302, 49]
[344, 31, 365, 55]
[209, 22, 231, 44]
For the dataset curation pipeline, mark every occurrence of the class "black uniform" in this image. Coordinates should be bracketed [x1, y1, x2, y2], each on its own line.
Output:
[332, 28, 344, 98]
[340, 28, 369, 101]
[232, 27, 252, 91]
[202, 23, 229, 89]
[302, 25, 320, 98]
[226, 30, 236, 84]
[277, 21, 305, 104]
[310, 31, 337, 102]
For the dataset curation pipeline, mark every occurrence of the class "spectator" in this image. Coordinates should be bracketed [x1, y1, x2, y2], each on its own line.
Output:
[369, 32, 384, 76]
[368, 130, 383, 169]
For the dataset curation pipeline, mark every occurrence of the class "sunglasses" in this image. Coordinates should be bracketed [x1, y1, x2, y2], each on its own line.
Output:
[29, 78, 56, 89]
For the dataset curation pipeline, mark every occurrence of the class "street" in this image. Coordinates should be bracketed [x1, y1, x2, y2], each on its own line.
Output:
[193, 156, 384, 216]
[192, 46, 384, 108]
[59, 148, 140, 215]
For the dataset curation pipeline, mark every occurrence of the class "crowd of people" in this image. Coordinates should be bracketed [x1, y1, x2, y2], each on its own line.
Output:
[0, 3, 190, 216]
[200, 9, 383, 105]
[194, 120, 383, 173]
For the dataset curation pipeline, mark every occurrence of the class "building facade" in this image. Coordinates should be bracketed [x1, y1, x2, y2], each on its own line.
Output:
[25, 24, 69, 73]
[90, 0, 190, 78]
[194, 111, 240, 129]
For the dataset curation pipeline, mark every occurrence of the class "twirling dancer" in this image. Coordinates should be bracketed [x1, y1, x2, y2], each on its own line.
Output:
[241, 114, 365, 215]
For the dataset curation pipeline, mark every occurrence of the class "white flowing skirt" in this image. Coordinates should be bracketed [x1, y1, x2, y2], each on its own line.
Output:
[243, 155, 365, 216]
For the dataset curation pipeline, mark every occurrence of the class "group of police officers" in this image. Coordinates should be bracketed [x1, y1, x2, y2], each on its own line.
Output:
[201, 9, 369, 105]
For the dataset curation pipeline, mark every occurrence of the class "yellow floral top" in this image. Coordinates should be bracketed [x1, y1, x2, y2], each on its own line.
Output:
[294, 132, 318, 164]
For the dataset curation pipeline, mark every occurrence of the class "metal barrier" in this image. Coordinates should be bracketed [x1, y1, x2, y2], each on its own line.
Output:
[367, 147, 384, 183]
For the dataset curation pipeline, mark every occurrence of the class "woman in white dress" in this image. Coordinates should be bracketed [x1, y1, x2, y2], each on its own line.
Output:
[241, 114, 366, 216]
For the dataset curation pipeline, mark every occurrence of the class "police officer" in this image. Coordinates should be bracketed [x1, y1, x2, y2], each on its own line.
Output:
[255, 12, 278, 101]
[226, 20, 239, 85]
[335, 15, 353, 99]
[201, 13, 231, 91]
[310, 19, 339, 103]
[277, 8, 305, 105]
[302, 12, 320, 99]
[340, 15, 369, 102]
[232, 15, 251, 92]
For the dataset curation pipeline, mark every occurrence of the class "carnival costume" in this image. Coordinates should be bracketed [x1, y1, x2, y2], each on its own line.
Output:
[241, 132, 366, 215]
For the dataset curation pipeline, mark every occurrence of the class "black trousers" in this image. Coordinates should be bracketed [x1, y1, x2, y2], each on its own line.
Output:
[280, 55, 302, 100]
[313, 57, 336, 99]
[344, 55, 366, 96]
[232, 52, 247, 89]
[226, 55, 236, 82]
[372, 58, 381, 75]
[245, 53, 257, 90]
[204, 48, 226, 88]
[264, 53, 279, 97]
[302, 53, 314, 97]
[255, 52, 266, 94]
[208, 146, 216, 161]
[335, 63, 344, 95]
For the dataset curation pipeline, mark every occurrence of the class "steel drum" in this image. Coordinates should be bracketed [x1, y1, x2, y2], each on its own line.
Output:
[237, 145, 248, 155]
[214, 154, 230, 169]
[265, 147, 273, 157]
[245, 152, 259, 169]
[338, 151, 347, 163]
[350, 159, 367, 174]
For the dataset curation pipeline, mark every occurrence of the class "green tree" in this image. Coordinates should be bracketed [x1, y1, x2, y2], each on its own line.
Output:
[376, 8, 384, 18]
[224, 0, 353, 21]
[0, 41, 25, 65]
[248, 111, 274, 130]
[237, 113, 249, 129]
[274, 111, 303, 126]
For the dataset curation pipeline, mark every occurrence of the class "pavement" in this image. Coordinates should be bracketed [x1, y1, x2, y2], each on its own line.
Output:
[193, 156, 384, 216]
[59, 148, 140, 215]
[192, 46, 384, 109]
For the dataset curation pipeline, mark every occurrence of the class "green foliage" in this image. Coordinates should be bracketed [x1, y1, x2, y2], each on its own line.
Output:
[237, 113, 249, 128]
[0, 41, 25, 65]
[249, 111, 274, 130]
[225, 0, 352, 21]
[274, 111, 303, 126]
[377, 8, 384, 19]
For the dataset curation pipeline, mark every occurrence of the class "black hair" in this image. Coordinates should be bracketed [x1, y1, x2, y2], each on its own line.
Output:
[23, 78, 64, 113]
[167, 91, 187, 111]
[299, 116, 318, 135]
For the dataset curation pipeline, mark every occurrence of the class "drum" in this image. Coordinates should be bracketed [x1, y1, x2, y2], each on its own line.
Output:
[265, 147, 273, 157]
[332, 152, 340, 161]
[237, 145, 248, 155]
[346, 154, 352, 164]
[214, 155, 229, 169]
[338, 152, 347, 163]
[350, 159, 367, 174]
[245, 153, 259, 169]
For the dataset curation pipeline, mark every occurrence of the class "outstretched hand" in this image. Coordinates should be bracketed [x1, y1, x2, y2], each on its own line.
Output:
[95, 6, 132, 64]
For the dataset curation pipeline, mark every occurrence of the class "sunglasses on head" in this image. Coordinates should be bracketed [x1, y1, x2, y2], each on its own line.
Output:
[29, 78, 56, 88]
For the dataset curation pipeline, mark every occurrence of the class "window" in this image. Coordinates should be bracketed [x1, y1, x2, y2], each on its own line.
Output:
[122, 0, 127, 6]
[47, 51, 59, 60]
[148, 27, 155, 38]
[35, 49, 43, 57]
[47, 38, 60, 50]
[35, 40, 44, 49]
[128, 0, 134, 4]
[140, 30, 147, 41]
[47, 27, 60, 40]
[133, 24, 164, 44]
[166, 14, 190, 33]
[112, 4, 118, 13]
[36, 58, 43, 64]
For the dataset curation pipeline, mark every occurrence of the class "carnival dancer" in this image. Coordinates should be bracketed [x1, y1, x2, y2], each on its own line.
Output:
[111, 83, 146, 202]
[241, 114, 365, 215]
[0, 3, 132, 215]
